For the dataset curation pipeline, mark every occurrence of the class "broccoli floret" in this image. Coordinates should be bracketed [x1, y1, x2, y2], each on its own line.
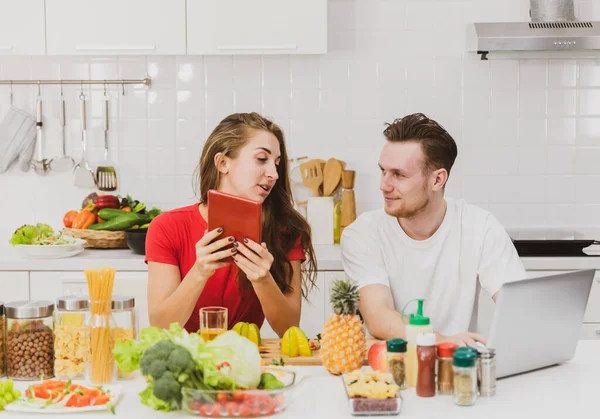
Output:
[167, 347, 195, 375]
[138, 339, 204, 408]
[148, 359, 169, 380]
[153, 371, 182, 403]
[140, 340, 178, 376]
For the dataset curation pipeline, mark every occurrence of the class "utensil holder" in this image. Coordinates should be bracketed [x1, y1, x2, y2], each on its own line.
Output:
[307, 197, 334, 245]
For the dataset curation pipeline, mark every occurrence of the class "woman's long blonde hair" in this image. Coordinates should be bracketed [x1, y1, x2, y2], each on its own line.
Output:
[194, 112, 317, 298]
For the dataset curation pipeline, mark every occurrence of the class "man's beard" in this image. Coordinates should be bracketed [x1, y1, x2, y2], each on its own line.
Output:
[385, 194, 430, 219]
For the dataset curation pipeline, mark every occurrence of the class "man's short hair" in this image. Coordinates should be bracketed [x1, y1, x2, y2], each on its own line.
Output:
[383, 113, 458, 177]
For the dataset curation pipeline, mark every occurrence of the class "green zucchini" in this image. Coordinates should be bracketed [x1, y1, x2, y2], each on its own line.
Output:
[88, 213, 148, 231]
[97, 208, 133, 221]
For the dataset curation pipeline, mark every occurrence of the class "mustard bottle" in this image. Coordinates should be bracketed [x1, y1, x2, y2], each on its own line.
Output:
[402, 299, 433, 388]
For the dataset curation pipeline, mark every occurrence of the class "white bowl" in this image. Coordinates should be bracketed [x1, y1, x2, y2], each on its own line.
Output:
[13, 238, 87, 259]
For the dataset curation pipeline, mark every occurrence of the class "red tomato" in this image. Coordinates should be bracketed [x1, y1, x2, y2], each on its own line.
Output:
[225, 401, 238, 415]
[216, 393, 230, 404]
[232, 390, 246, 402]
[210, 404, 222, 417]
[238, 404, 252, 417]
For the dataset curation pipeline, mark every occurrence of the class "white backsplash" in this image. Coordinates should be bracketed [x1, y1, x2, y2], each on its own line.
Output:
[1, 0, 600, 240]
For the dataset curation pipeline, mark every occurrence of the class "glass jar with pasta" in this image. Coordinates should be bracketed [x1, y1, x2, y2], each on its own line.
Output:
[111, 295, 137, 379]
[84, 268, 118, 386]
[54, 296, 89, 379]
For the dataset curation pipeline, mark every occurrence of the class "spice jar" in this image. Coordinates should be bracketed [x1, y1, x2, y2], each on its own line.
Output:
[386, 338, 407, 389]
[0, 302, 5, 378]
[416, 333, 436, 398]
[436, 342, 458, 395]
[5, 301, 55, 380]
[111, 296, 137, 379]
[453, 350, 478, 406]
[477, 347, 496, 397]
[54, 296, 89, 379]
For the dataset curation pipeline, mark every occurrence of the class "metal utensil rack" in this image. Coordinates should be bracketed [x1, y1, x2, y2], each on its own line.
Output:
[0, 76, 151, 92]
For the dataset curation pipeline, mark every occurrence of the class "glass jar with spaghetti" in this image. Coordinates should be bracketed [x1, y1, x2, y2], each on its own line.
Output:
[84, 267, 118, 385]
[54, 296, 89, 379]
[5, 301, 55, 380]
[111, 295, 137, 379]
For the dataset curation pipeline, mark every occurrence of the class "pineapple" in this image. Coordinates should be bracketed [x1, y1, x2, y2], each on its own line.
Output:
[320, 279, 367, 375]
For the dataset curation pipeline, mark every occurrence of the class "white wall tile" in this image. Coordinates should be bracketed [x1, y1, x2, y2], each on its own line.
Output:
[263, 56, 291, 90]
[234, 89, 263, 113]
[176, 56, 205, 91]
[548, 60, 577, 88]
[577, 118, 600, 145]
[147, 89, 176, 120]
[233, 56, 263, 89]
[518, 147, 546, 174]
[575, 147, 600, 174]
[547, 146, 576, 174]
[578, 61, 600, 87]
[579, 90, 600, 116]
[547, 89, 577, 116]
[548, 118, 576, 145]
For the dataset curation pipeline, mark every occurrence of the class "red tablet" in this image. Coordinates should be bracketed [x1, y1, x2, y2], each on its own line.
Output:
[207, 190, 263, 262]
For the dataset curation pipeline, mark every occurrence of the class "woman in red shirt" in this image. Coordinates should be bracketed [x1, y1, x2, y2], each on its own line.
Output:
[145, 112, 317, 337]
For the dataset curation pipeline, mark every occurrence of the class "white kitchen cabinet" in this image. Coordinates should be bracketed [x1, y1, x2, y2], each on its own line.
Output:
[0, 0, 45, 55]
[187, 0, 327, 55]
[45, 0, 186, 55]
[260, 272, 326, 339]
[0, 272, 30, 302]
[30, 272, 150, 330]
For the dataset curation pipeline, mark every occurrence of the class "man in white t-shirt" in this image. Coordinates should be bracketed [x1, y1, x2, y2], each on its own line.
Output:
[341, 113, 526, 346]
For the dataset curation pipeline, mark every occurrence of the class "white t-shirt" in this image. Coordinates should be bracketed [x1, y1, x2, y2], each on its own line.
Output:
[340, 197, 526, 337]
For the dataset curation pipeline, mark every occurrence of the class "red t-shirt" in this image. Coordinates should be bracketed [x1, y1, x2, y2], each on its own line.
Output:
[145, 204, 306, 333]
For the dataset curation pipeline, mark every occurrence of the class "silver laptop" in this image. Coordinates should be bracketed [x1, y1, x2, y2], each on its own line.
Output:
[486, 269, 595, 378]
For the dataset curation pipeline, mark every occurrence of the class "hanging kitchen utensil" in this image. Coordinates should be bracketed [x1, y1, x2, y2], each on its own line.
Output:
[323, 157, 343, 197]
[95, 85, 117, 191]
[72, 90, 96, 188]
[300, 159, 324, 197]
[50, 83, 75, 172]
[31, 83, 51, 175]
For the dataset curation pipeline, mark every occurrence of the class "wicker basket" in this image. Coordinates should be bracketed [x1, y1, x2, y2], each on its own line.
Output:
[62, 228, 128, 249]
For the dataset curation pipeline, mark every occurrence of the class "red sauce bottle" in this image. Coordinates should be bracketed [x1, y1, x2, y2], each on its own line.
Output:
[416, 333, 436, 397]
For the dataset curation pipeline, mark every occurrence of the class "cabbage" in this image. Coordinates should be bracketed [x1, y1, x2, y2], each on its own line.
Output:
[204, 331, 262, 389]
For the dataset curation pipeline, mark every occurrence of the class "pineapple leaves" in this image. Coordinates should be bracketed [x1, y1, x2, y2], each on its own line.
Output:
[330, 279, 360, 316]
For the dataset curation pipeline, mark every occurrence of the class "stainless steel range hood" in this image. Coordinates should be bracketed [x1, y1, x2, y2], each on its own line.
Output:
[467, 20, 600, 60]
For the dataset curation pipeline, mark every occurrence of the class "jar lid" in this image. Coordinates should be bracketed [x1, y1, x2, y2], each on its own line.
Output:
[453, 346, 479, 357]
[56, 296, 89, 311]
[112, 295, 135, 310]
[453, 351, 476, 368]
[5, 300, 54, 319]
[478, 347, 496, 358]
[436, 342, 458, 358]
[416, 332, 436, 347]
[0, 301, 4, 316]
[386, 338, 407, 353]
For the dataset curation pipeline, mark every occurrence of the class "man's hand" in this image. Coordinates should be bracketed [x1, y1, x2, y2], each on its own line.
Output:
[436, 332, 487, 347]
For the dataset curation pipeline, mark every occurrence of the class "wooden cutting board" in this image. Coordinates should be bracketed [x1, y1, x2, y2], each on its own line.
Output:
[259, 338, 380, 366]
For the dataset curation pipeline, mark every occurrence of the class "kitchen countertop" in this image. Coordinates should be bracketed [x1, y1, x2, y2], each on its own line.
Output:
[6, 340, 600, 418]
[1, 244, 600, 272]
